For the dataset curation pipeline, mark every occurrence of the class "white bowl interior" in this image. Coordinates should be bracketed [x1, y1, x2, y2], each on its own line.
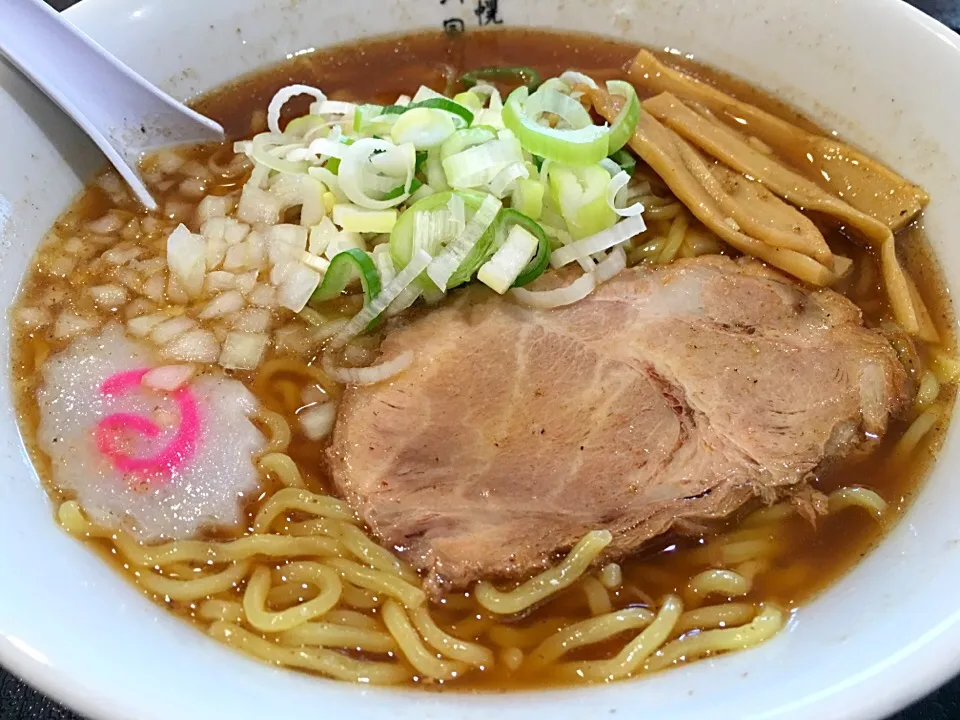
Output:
[1, 1, 959, 719]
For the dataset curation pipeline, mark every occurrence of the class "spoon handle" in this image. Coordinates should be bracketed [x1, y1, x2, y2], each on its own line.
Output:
[0, 0, 224, 208]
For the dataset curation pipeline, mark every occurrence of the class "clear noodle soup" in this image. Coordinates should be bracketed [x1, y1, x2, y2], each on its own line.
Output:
[9, 28, 957, 690]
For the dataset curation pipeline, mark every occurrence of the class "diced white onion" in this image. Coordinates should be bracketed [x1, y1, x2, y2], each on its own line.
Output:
[223, 219, 251, 245]
[234, 307, 273, 333]
[267, 84, 327, 134]
[309, 217, 339, 255]
[266, 224, 309, 263]
[204, 271, 237, 294]
[166, 275, 189, 304]
[151, 149, 185, 174]
[219, 331, 269, 370]
[299, 402, 337, 440]
[324, 230, 366, 260]
[127, 313, 167, 338]
[332, 249, 432, 347]
[321, 350, 414, 385]
[237, 183, 282, 225]
[150, 316, 196, 345]
[511, 272, 596, 309]
[166, 224, 206, 297]
[248, 283, 277, 307]
[86, 211, 126, 235]
[161, 329, 220, 363]
[277, 263, 321, 312]
[478, 225, 539, 294]
[236, 271, 259, 296]
[16, 306, 51, 329]
[54, 313, 98, 340]
[427, 194, 502, 290]
[550, 214, 647, 268]
[102, 244, 142, 265]
[142, 364, 196, 391]
[89, 284, 128, 308]
[197, 195, 234, 224]
[199, 290, 246, 319]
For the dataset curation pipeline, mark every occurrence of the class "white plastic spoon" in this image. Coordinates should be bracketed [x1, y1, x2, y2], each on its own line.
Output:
[0, 0, 225, 210]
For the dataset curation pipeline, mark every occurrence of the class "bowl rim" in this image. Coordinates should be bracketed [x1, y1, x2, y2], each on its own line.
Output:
[2, 1, 960, 719]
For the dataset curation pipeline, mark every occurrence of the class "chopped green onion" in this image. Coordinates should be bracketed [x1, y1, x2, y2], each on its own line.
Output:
[511, 177, 545, 220]
[310, 248, 382, 309]
[332, 204, 399, 233]
[460, 66, 541, 91]
[390, 107, 458, 149]
[427, 194, 502, 290]
[605, 80, 641, 154]
[331, 249, 432, 347]
[381, 97, 475, 126]
[250, 133, 310, 175]
[415, 151, 428, 174]
[390, 190, 484, 270]
[441, 131, 524, 189]
[503, 87, 610, 167]
[477, 224, 541, 294]
[424, 148, 449, 192]
[559, 70, 599, 90]
[550, 213, 646, 268]
[523, 86, 593, 130]
[412, 85, 445, 103]
[548, 163, 617, 240]
[609, 148, 637, 174]
[383, 178, 423, 201]
[453, 91, 484, 112]
[338, 138, 415, 209]
[284, 114, 335, 138]
[496, 209, 551, 287]
[440, 126, 498, 161]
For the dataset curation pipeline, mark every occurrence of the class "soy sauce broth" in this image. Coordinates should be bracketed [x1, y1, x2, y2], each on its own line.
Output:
[10, 28, 955, 691]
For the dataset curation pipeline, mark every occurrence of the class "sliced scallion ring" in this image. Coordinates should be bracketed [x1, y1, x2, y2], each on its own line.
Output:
[548, 163, 617, 239]
[609, 148, 637, 174]
[440, 126, 498, 161]
[338, 138, 415, 209]
[503, 87, 610, 166]
[250, 133, 310, 175]
[390, 190, 482, 270]
[605, 80, 641, 154]
[390, 107, 458, 149]
[380, 97, 475, 127]
[497, 208, 551, 287]
[310, 248, 382, 312]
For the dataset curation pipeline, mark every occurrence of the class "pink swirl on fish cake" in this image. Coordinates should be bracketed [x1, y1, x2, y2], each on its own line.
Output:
[95, 368, 201, 479]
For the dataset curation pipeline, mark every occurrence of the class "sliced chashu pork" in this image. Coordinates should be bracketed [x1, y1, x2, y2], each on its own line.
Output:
[329, 256, 909, 596]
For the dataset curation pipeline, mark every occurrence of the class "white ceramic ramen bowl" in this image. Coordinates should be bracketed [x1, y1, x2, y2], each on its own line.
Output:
[1, 1, 959, 718]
